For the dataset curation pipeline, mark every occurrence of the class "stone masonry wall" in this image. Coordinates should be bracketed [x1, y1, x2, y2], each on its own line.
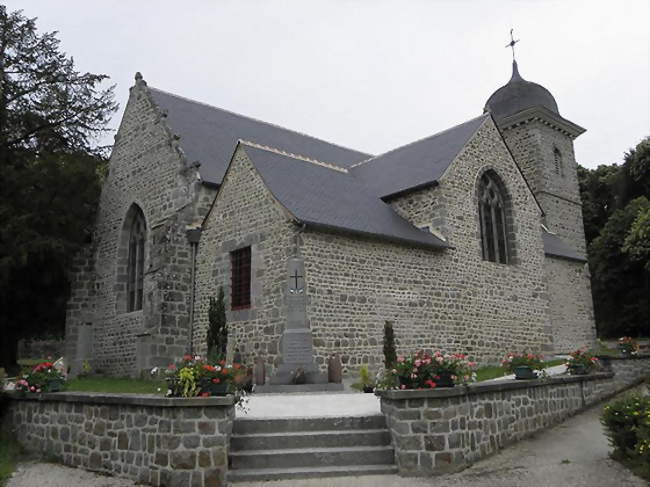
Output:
[301, 117, 552, 372]
[544, 256, 597, 353]
[4, 393, 235, 487]
[192, 146, 295, 370]
[500, 120, 586, 255]
[65, 79, 203, 376]
[379, 356, 650, 476]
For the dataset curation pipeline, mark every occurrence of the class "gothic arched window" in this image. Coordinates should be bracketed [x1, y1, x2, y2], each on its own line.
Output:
[126, 206, 146, 312]
[554, 148, 564, 177]
[478, 172, 509, 264]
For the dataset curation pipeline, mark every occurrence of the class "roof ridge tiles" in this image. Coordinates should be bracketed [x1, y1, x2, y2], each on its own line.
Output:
[349, 113, 489, 169]
[239, 140, 349, 173]
[148, 86, 370, 159]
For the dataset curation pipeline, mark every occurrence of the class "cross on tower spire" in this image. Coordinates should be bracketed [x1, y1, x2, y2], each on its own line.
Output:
[505, 28, 520, 61]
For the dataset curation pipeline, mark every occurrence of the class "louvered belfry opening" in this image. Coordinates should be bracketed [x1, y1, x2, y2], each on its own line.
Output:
[231, 247, 251, 310]
[478, 171, 509, 264]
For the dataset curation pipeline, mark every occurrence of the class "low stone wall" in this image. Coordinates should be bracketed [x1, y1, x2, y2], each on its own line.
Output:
[3, 392, 235, 487]
[378, 356, 650, 476]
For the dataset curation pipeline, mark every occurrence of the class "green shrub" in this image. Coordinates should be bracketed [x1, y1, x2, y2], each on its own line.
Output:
[601, 393, 650, 479]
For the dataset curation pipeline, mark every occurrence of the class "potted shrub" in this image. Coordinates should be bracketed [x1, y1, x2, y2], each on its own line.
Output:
[351, 365, 376, 393]
[566, 349, 600, 375]
[502, 353, 544, 380]
[618, 337, 638, 357]
[15, 361, 66, 394]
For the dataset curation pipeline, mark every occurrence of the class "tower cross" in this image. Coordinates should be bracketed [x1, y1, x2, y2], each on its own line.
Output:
[505, 28, 520, 61]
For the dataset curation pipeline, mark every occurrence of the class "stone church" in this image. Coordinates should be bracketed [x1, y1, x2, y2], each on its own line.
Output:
[65, 60, 597, 377]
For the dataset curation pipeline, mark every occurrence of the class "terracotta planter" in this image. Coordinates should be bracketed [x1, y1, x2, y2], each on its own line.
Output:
[513, 366, 537, 380]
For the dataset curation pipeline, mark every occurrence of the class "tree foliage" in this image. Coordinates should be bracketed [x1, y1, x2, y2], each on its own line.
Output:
[0, 7, 117, 373]
[579, 137, 650, 338]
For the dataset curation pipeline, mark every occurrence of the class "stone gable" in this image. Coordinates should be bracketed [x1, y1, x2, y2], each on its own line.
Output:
[192, 146, 296, 369]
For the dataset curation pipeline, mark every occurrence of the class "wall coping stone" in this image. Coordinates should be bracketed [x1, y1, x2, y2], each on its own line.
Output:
[376, 372, 614, 400]
[597, 353, 650, 361]
[4, 391, 235, 407]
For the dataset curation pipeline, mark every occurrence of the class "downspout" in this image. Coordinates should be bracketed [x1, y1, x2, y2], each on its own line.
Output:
[186, 226, 202, 355]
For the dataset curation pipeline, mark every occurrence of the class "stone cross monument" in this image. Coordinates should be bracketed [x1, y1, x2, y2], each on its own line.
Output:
[257, 254, 343, 391]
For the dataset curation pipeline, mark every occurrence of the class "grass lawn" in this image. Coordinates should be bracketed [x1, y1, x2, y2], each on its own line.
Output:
[475, 358, 566, 382]
[65, 376, 166, 394]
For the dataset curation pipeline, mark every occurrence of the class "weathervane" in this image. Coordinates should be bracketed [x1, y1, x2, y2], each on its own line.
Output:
[505, 28, 520, 61]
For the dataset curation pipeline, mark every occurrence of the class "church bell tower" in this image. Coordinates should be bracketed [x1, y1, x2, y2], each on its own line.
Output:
[484, 58, 588, 255]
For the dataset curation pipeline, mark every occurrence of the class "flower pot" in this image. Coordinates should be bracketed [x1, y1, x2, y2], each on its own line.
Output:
[200, 381, 230, 396]
[513, 366, 537, 380]
[568, 364, 588, 375]
[435, 371, 455, 388]
[45, 378, 65, 392]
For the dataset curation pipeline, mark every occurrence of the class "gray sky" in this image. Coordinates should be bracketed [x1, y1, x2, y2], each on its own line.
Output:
[7, 0, 650, 168]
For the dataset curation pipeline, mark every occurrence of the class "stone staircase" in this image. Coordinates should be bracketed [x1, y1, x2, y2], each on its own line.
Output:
[228, 415, 397, 482]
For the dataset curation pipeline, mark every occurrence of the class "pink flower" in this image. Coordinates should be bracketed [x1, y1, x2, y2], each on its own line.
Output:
[400, 385, 406, 390]
[397, 356, 405, 363]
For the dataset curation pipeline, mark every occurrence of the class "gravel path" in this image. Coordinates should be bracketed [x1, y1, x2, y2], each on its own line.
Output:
[7, 462, 142, 487]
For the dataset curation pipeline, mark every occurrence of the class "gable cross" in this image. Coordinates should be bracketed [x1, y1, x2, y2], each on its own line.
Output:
[505, 28, 520, 61]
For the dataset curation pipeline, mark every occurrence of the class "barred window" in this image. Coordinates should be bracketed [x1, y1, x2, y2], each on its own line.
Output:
[231, 247, 251, 309]
[127, 208, 146, 312]
[478, 172, 509, 264]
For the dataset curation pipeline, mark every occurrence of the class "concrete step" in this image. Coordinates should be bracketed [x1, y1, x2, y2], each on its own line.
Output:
[233, 414, 386, 434]
[228, 464, 398, 482]
[231, 428, 391, 451]
[230, 445, 395, 470]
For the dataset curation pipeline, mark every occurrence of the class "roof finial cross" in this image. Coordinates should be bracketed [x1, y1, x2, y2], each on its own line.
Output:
[505, 28, 520, 61]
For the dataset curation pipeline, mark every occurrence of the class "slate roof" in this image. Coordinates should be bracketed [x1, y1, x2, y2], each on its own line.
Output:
[149, 87, 370, 184]
[239, 143, 450, 250]
[542, 229, 586, 262]
[350, 114, 489, 199]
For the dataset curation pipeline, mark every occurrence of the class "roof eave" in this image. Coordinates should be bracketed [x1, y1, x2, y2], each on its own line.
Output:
[381, 180, 439, 202]
[297, 219, 452, 251]
[544, 251, 587, 263]
[495, 106, 586, 139]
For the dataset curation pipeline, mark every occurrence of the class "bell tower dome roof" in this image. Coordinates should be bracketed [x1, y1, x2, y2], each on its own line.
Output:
[484, 60, 559, 121]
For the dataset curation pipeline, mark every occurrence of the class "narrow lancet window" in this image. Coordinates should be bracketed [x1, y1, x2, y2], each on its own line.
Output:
[478, 172, 509, 264]
[127, 208, 146, 312]
[554, 148, 564, 176]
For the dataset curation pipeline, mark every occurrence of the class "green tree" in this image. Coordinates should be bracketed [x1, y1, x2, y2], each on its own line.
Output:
[623, 207, 650, 272]
[0, 7, 117, 373]
[589, 197, 650, 337]
[207, 287, 227, 361]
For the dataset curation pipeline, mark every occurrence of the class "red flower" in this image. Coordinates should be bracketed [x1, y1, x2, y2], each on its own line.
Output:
[212, 378, 220, 384]
[183, 354, 192, 361]
[425, 379, 437, 389]
[200, 392, 209, 397]
[202, 365, 215, 372]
